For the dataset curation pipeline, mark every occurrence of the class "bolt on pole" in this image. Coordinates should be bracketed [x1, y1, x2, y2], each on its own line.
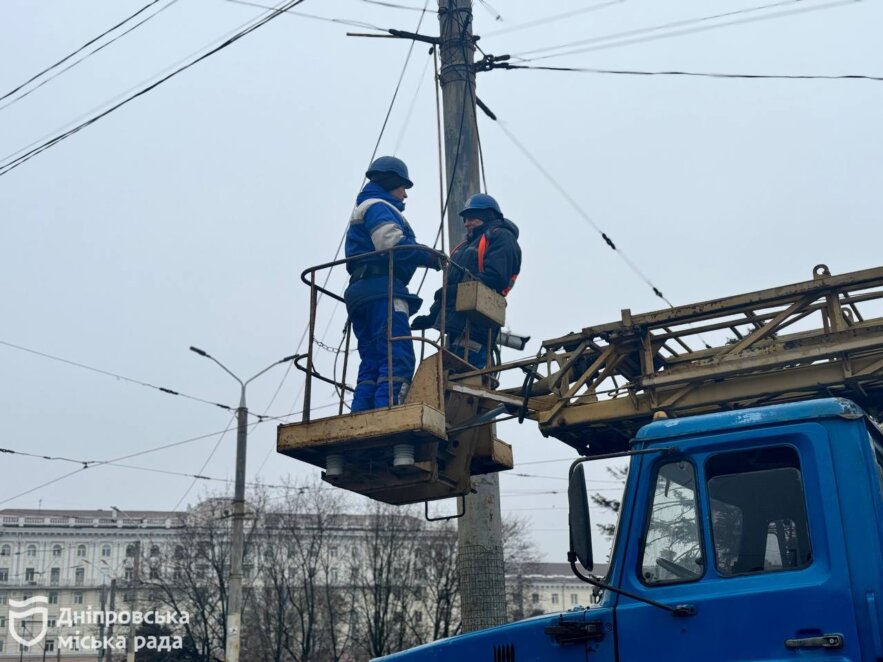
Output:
[437, 0, 507, 632]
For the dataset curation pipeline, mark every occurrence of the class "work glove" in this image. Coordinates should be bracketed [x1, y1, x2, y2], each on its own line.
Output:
[426, 253, 445, 271]
[411, 314, 436, 331]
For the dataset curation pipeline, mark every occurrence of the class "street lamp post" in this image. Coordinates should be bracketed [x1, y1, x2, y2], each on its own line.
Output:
[189, 346, 295, 662]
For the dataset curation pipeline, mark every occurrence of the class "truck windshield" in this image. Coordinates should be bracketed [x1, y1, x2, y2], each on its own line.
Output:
[640, 460, 704, 585]
[706, 445, 811, 576]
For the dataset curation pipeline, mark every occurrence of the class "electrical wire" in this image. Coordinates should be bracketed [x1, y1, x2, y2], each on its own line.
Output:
[0, 338, 239, 414]
[170, 414, 237, 511]
[476, 0, 503, 22]
[514, 0, 860, 63]
[0, 427, 242, 505]
[490, 118, 674, 307]
[0, 445, 294, 490]
[223, 0, 384, 29]
[0, 0, 181, 114]
[503, 64, 883, 82]
[0, 0, 309, 178]
[360, 0, 427, 11]
[0, 0, 166, 104]
[483, 0, 624, 39]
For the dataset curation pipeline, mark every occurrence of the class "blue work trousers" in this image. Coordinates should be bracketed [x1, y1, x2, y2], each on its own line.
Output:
[351, 298, 415, 412]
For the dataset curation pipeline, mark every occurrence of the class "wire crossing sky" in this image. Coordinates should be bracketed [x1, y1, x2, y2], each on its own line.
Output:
[0, 0, 880, 561]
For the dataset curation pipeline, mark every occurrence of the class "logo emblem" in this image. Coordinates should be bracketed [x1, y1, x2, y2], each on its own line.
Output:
[8, 595, 49, 647]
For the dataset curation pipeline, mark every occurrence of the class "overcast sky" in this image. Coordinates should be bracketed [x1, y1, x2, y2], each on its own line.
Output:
[1, 0, 881, 562]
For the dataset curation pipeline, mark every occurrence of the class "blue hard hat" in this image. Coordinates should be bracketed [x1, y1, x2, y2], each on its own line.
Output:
[366, 156, 413, 189]
[459, 193, 502, 219]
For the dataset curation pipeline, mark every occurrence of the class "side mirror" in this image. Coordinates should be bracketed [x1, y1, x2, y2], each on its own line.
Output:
[568, 463, 593, 571]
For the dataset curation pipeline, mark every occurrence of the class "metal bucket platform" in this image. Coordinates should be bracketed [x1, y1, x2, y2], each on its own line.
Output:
[276, 403, 461, 505]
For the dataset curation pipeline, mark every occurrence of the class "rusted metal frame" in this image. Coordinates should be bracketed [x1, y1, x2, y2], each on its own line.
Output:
[824, 289, 847, 333]
[438, 260, 449, 411]
[304, 271, 318, 422]
[545, 340, 591, 393]
[662, 327, 691, 354]
[542, 345, 617, 423]
[339, 320, 352, 415]
[387, 250, 395, 408]
[714, 293, 817, 360]
[644, 324, 883, 388]
[660, 312, 883, 367]
[551, 354, 883, 429]
[543, 266, 883, 347]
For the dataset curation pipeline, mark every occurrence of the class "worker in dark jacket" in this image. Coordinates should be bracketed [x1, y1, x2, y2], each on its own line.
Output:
[411, 193, 521, 368]
[344, 156, 441, 412]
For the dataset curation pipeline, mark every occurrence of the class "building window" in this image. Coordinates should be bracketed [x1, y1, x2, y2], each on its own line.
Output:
[415, 610, 423, 623]
[126, 544, 136, 558]
[0, 545, 10, 556]
[25, 568, 35, 583]
[125, 568, 133, 582]
[19, 644, 29, 653]
[26, 545, 36, 558]
[75, 567, 85, 586]
[531, 593, 539, 604]
[44, 640, 55, 652]
[0, 639, 4, 652]
[329, 568, 338, 583]
[150, 545, 160, 557]
[77, 545, 87, 558]
[570, 593, 578, 605]
[174, 546, 185, 560]
[50, 568, 60, 586]
[329, 546, 338, 558]
[49, 592, 58, 605]
[551, 593, 559, 605]
[0, 616, 6, 627]
[52, 545, 62, 558]
[73, 592, 84, 604]
[47, 618, 56, 628]
[0, 591, 6, 603]
[0, 569, 8, 583]
[101, 545, 112, 558]
[149, 567, 160, 580]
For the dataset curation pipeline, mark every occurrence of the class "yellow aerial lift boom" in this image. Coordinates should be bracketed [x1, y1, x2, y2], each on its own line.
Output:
[278, 262, 883, 506]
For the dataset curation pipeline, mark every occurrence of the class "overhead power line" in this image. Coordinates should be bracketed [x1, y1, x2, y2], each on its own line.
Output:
[0, 0, 181, 114]
[0, 444, 293, 490]
[0, 0, 309, 178]
[483, 0, 624, 38]
[513, 0, 860, 62]
[504, 64, 883, 82]
[223, 0, 383, 29]
[489, 117, 673, 307]
[0, 0, 167, 104]
[0, 426, 255, 505]
[0, 338, 238, 415]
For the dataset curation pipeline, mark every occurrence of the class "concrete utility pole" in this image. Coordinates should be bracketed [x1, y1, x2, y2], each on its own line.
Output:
[126, 540, 140, 662]
[189, 347, 295, 662]
[437, 0, 507, 632]
[106, 579, 116, 662]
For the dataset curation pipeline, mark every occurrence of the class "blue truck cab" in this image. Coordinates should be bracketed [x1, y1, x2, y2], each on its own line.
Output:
[378, 398, 883, 661]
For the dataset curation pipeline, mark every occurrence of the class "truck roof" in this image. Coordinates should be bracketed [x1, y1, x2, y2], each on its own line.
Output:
[635, 397, 865, 443]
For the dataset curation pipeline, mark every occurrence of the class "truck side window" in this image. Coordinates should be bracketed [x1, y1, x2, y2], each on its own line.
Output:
[706, 446, 811, 577]
[640, 460, 704, 585]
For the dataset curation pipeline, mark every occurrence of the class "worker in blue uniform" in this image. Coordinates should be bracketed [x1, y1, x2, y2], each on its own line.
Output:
[344, 156, 441, 412]
[411, 193, 521, 368]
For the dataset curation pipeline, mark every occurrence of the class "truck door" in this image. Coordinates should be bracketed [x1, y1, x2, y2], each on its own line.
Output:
[614, 425, 863, 661]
